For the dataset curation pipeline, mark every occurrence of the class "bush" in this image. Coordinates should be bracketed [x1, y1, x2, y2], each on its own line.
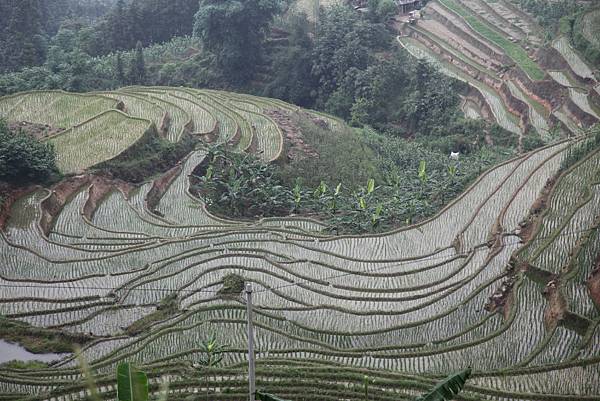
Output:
[0, 119, 60, 185]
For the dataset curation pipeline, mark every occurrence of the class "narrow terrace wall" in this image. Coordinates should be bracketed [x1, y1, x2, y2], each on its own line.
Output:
[465, 87, 494, 121]
[407, 28, 499, 89]
[499, 82, 530, 129]
[39, 176, 91, 236]
[565, 98, 598, 127]
[509, 68, 564, 111]
[537, 47, 593, 88]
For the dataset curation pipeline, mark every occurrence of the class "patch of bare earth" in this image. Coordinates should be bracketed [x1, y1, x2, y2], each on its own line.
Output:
[543, 279, 567, 330]
[265, 109, 319, 162]
[587, 255, 600, 310]
[9, 121, 65, 140]
[518, 176, 558, 242]
[145, 164, 182, 216]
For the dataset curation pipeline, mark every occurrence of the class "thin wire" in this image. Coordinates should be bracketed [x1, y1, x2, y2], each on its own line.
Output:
[0, 283, 220, 293]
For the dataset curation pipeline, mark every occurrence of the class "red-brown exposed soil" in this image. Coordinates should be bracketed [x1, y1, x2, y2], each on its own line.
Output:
[518, 176, 558, 243]
[82, 176, 132, 221]
[145, 164, 182, 214]
[39, 176, 91, 236]
[542, 279, 567, 330]
[8, 121, 65, 139]
[587, 255, 600, 310]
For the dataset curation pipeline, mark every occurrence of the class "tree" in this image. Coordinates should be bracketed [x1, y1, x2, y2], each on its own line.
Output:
[193, 0, 283, 84]
[107, 0, 129, 51]
[0, 119, 59, 185]
[128, 41, 146, 85]
[263, 12, 317, 106]
[0, 0, 47, 73]
[115, 53, 125, 85]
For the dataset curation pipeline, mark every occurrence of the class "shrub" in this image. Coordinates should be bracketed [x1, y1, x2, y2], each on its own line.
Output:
[0, 118, 60, 185]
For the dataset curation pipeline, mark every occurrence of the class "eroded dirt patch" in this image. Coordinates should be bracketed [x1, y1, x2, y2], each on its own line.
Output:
[8, 121, 65, 140]
[587, 255, 600, 310]
[265, 109, 319, 162]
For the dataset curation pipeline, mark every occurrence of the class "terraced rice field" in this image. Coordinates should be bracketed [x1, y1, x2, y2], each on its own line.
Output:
[0, 88, 296, 171]
[437, 0, 545, 80]
[553, 37, 596, 81]
[0, 86, 599, 400]
[403, 0, 599, 139]
[398, 36, 522, 134]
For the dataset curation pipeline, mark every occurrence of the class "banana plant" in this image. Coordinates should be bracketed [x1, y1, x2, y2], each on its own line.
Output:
[292, 179, 302, 211]
[414, 367, 471, 401]
[418, 160, 428, 183]
[117, 363, 149, 401]
[197, 334, 227, 401]
[366, 178, 375, 194]
[313, 180, 328, 199]
[447, 163, 457, 177]
[370, 204, 383, 228]
[328, 183, 342, 213]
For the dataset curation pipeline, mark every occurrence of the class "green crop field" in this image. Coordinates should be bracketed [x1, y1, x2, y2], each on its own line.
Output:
[1, 85, 600, 400]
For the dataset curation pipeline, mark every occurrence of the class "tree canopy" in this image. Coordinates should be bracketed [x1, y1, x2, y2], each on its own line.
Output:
[0, 119, 59, 185]
[193, 0, 283, 84]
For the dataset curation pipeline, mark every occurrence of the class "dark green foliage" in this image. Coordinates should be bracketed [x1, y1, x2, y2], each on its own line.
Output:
[263, 13, 317, 107]
[560, 125, 600, 171]
[193, 146, 294, 218]
[218, 274, 245, 299]
[84, 0, 201, 55]
[522, 131, 546, 152]
[514, 0, 579, 37]
[115, 52, 125, 84]
[311, 5, 389, 113]
[193, 0, 283, 84]
[194, 133, 512, 234]
[0, 119, 60, 186]
[569, 12, 600, 69]
[0, 0, 47, 73]
[95, 131, 197, 183]
[128, 41, 147, 85]
[414, 368, 471, 401]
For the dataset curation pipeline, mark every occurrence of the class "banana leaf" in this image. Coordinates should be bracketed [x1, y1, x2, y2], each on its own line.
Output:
[256, 390, 290, 401]
[414, 368, 471, 401]
[117, 362, 149, 401]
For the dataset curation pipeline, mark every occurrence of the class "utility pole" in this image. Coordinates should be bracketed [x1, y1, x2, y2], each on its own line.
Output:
[245, 283, 256, 401]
